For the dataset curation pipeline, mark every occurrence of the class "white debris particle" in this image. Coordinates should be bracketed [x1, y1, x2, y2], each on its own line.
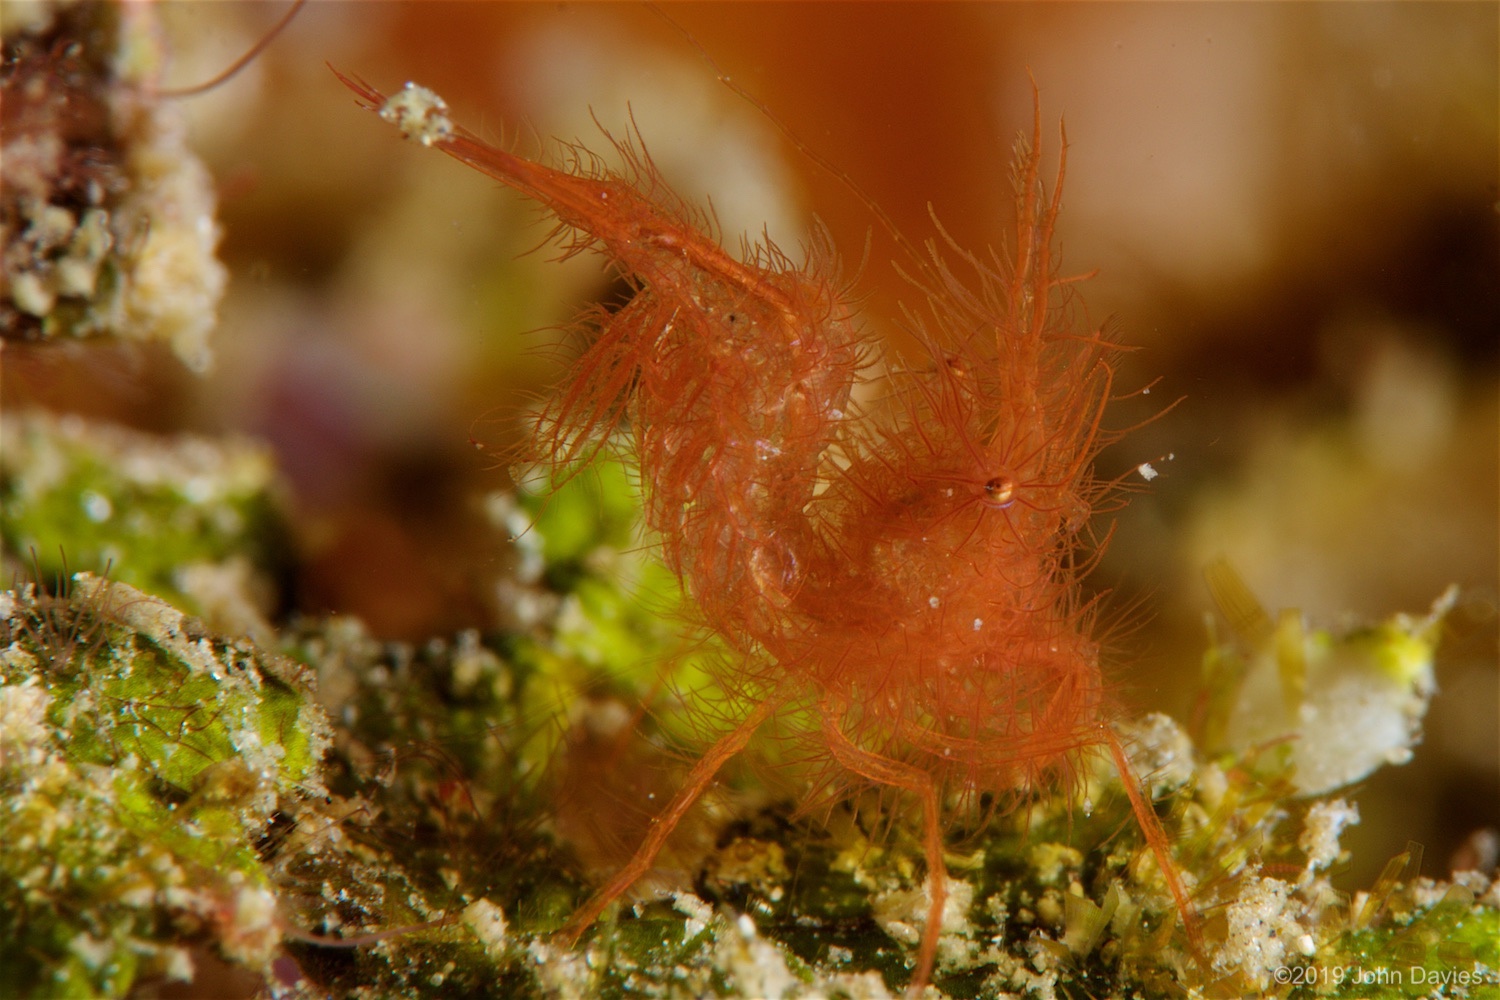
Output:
[716, 920, 799, 1000]
[69, 932, 113, 971]
[1299, 799, 1360, 874]
[463, 899, 507, 957]
[0, 680, 52, 761]
[380, 83, 454, 146]
[182, 474, 214, 504]
[672, 891, 714, 942]
[449, 629, 503, 697]
[1137, 462, 1158, 481]
[429, 960, 455, 986]
[162, 946, 195, 982]
[928, 595, 940, 609]
[1117, 713, 1196, 796]
[1195, 760, 1229, 810]
[1213, 876, 1306, 990]
[872, 874, 975, 969]
[973, 618, 984, 631]
[80, 489, 113, 522]
[1018, 938, 1063, 999]
[526, 938, 593, 996]
[221, 884, 280, 964]
[12, 271, 52, 315]
[117, 884, 155, 908]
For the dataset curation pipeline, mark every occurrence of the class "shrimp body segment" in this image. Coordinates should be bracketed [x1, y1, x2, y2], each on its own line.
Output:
[343, 77, 863, 649]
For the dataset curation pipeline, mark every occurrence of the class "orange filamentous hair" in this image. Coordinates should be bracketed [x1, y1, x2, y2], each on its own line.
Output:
[340, 69, 1199, 995]
[795, 115, 1123, 803]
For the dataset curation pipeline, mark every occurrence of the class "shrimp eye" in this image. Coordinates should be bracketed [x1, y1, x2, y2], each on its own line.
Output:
[982, 476, 1017, 509]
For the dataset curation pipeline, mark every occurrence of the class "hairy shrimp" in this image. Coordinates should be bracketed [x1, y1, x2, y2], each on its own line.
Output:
[338, 64, 1201, 995]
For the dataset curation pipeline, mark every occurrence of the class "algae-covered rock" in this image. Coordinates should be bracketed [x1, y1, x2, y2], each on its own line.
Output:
[0, 408, 289, 642]
[0, 574, 329, 997]
[275, 467, 1500, 999]
[2, 436, 1495, 998]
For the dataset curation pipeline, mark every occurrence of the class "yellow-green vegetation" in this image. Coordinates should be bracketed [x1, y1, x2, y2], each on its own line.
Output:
[1200, 557, 1457, 797]
[3, 445, 1495, 998]
[0, 409, 289, 638]
[0, 574, 329, 997]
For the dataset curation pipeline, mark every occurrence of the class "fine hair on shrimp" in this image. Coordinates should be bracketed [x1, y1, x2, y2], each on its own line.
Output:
[337, 47, 1201, 995]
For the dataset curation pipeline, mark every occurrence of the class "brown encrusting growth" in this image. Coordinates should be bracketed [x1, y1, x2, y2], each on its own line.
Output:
[1, 1, 224, 369]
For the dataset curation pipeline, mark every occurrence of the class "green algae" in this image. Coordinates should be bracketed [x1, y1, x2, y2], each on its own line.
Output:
[0, 575, 330, 997]
[0, 410, 289, 634]
[2, 438, 1495, 998]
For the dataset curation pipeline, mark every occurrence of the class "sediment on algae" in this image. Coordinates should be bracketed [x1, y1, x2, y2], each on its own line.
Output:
[0, 408, 291, 643]
[0, 574, 329, 997]
[3, 441, 1497, 998]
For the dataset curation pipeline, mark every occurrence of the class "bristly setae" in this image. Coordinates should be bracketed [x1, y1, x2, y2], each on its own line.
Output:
[336, 64, 1201, 994]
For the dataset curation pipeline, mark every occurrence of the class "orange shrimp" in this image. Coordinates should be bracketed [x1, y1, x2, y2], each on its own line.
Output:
[337, 67, 1200, 995]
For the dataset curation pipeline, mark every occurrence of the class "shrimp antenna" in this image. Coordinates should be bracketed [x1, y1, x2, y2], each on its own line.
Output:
[152, 0, 307, 99]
